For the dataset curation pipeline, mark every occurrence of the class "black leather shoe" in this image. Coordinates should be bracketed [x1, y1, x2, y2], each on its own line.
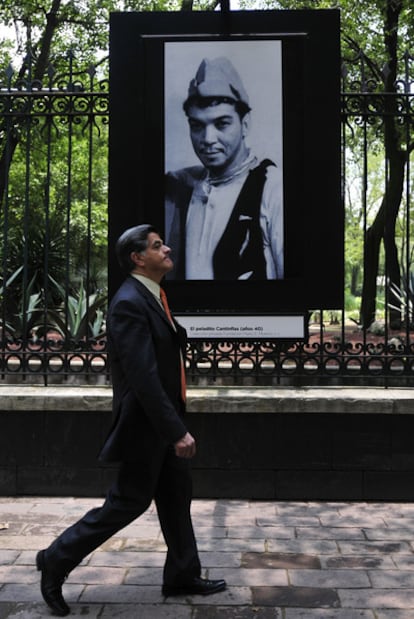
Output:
[162, 576, 226, 597]
[36, 550, 70, 617]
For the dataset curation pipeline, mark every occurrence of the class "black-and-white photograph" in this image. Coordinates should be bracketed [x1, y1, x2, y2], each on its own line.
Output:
[164, 40, 284, 282]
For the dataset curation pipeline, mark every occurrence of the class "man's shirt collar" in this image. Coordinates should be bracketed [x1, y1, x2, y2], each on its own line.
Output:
[131, 273, 161, 303]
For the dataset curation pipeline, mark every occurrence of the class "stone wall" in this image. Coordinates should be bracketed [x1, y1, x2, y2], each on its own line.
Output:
[1, 386, 414, 500]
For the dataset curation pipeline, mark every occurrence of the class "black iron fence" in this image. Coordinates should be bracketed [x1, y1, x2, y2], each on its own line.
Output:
[0, 51, 413, 386]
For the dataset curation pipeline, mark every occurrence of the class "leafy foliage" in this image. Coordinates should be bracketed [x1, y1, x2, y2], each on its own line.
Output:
[47, 279, 107, 342]
[1, 89, 109, 303]
[388, 271, 414, 326]
[0, 0, 195, 76]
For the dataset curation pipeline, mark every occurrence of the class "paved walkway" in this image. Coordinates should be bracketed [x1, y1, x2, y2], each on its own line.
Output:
[1, 498, 414, 618]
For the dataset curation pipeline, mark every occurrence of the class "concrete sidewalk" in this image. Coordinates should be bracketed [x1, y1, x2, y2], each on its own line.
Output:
[1, 498, 414, 618]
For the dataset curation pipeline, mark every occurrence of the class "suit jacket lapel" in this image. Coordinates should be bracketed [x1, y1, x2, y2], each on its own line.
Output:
[128, 276, 175, 330]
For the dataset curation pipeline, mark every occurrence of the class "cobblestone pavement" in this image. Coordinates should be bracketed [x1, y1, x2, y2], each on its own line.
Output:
[1, 497, 414, 618]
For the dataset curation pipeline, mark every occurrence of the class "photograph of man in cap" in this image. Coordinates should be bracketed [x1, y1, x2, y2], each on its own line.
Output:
[164, 43, 284, 281]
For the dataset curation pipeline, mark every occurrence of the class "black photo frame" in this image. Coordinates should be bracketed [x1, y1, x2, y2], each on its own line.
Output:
[109, 9, 342, 316]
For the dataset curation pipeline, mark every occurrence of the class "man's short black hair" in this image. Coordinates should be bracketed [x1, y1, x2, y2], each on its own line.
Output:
[116, 224, 158, 273]
[183, 96, 251, 120]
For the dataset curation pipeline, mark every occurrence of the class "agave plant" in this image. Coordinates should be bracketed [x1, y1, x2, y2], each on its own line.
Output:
[0, 266, 48, 339]
[0, 266, 24, 295]
[0, 266, 24, 336]
[47, 279, 107, 343]
[388, 271, 414, 327]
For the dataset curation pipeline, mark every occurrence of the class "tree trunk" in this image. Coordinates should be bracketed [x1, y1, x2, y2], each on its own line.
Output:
[350, 265, 359, 296]
[0, 0, 62, 209]
[360, 149, 405, 328]
[0, 132, 19, 210]
[359, 0, 406, 329]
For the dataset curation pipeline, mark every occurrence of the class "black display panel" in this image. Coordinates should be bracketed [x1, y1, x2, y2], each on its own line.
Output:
[109, 10, 342, 314]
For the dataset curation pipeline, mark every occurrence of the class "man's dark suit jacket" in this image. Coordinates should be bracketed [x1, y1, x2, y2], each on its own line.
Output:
[99, 275, 188, 463]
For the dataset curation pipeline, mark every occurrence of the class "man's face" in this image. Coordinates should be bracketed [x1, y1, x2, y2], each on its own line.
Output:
[187, 102, 249, 174]
[133, 233, 173, 282]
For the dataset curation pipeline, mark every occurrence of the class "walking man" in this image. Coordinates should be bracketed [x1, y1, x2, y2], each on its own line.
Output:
[36, 224, 226, 616]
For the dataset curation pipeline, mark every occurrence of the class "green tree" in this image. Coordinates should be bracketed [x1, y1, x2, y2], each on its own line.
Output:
[0, 1, 112, 208]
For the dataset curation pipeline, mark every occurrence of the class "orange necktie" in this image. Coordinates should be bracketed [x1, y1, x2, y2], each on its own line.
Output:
[160, 288, 186, 402]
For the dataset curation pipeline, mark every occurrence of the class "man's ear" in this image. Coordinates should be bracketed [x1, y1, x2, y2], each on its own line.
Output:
[131, 251, 145, 267]
[242, 112, 251, 140]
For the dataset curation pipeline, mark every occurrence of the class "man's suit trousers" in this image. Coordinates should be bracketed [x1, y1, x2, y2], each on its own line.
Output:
[43, 444, 201, 586]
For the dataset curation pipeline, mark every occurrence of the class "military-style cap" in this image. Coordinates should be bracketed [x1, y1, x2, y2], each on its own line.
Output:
[186, 57, 249, 106]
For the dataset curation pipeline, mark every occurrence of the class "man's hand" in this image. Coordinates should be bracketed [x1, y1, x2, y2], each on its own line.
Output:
[174, 432, 196, 459]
